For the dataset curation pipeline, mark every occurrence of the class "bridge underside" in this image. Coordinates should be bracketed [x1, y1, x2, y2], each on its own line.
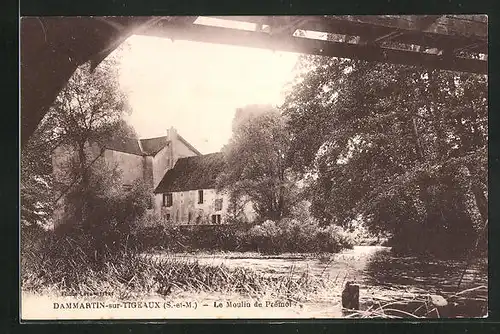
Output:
[20, 15, 488, 147]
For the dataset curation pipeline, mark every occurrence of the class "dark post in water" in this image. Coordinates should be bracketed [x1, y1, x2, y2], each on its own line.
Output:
[342, 281, 360, 310]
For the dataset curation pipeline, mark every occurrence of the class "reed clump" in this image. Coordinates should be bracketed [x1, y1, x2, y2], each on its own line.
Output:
[21, 241, 325, 302]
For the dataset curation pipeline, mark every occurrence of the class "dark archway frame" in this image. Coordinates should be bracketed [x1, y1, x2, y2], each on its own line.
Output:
[20, 15, 487, 147]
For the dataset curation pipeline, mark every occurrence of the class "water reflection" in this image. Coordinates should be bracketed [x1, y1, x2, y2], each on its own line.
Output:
[154, 245, 488, 318]
[362, 247, 488, 317]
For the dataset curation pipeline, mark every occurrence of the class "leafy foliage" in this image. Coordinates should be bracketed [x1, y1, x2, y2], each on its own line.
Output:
[46, 59, 132, 149]
[247, 218, 353, 254]
[56, 162, 151, 266]
[21, 49, 137, 229]
[217, 105, 302, 221]
[133, 217, 353, 254]
[282, 55, 487, 256]
[21, 48, 152, 273]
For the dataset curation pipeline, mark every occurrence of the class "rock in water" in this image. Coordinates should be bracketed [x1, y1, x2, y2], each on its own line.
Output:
[428, 294, 449, 318]
[429, 294, 448, 307]
[342, 281, 360, 310]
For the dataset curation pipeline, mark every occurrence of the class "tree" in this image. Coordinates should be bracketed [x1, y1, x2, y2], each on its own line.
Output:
[217, 105, 300, 222]
[58, 160, 150, 266]
[20, 114, 59, 229]
[20, 46, 152, 265]
[282, 54, 487, 256]
[21, 47, 136, 229]
[51, 50, 136, 223]
[48, 58, 131, 185]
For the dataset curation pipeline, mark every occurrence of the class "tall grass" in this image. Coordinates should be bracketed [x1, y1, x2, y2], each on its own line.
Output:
[22, 242, 327, 301]
[21, 226, 487, 317]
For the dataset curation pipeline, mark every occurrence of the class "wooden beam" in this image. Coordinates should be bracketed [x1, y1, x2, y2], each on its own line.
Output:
[208, 15, 488, 39]
[332, 15, 487, 39]
[367, 16, 442, 46]
[141, 22, 487, 74]
[206, 15, 487, 54]
[372, 31, 404, 44]
[21, 16, 135, 147]
[329, 15, 487, 53]
[173, 16, 199, 25]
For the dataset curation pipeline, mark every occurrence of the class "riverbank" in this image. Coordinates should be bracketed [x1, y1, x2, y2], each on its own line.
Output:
[146, 245, 488, 318]
[21, 246, 487, 319]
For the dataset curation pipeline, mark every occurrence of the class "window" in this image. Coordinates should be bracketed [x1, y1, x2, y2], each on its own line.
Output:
[166, 213, 171, 221]
[122, 184, 132, 192]
[212, 214, 222, 224]
[188, 212, 192, 223]
[163, 193, 173, 207]
[214, 198, 223, 211]
[198, 190, 204, 204]
[147, 197, 153, 210]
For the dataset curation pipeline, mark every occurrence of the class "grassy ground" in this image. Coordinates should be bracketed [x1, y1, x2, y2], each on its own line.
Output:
[20, 222, 359, 319]
[21, 251, 346, 319]
[22, 251, 334, 301]
[21, 245, 487, 319]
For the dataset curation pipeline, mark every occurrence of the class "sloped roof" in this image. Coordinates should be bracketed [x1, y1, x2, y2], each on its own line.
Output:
[105, 137, 143, 156]
[103, 136, 170, 156]
[154, 152, 225, 193]
[140, 136, 169, 156]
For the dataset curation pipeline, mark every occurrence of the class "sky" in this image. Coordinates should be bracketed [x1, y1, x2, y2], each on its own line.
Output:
[118, 34, 299, 154]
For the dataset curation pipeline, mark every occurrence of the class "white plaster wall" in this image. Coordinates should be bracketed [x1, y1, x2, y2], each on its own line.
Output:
[157, 189, 230, 225]
[152, 145, 172, 189]
[172, 136, 200, 167]
[52, 143, 105, 188]
[103, 150, 144, 185]
[149, 133, 200, 216]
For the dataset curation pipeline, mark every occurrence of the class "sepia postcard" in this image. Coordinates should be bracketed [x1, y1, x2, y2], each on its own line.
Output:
[20, 15, 488, 321]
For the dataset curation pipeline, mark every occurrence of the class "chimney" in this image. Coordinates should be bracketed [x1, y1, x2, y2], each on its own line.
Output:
[167, 126, 177, 169]
[167, 126, 177, 141]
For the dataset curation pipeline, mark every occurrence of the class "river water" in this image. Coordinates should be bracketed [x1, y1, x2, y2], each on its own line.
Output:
[153, 245, 488, 318]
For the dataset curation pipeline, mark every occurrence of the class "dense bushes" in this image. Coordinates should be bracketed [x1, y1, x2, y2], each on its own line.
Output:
[55, 167, 151, 267]
[247, 219, 353, 253]
[132, 224, 245, 252]
[386, 220, 486, 258]
[133, 217, 354, 254]
[21, 172, 153, 291]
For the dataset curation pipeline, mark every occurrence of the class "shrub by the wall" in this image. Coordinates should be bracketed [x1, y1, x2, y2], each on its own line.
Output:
[133, 217, 354, 254]
[247, 218, 354, 254]
[133, 223, 253, 253]
[55, 173, 151, 266]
